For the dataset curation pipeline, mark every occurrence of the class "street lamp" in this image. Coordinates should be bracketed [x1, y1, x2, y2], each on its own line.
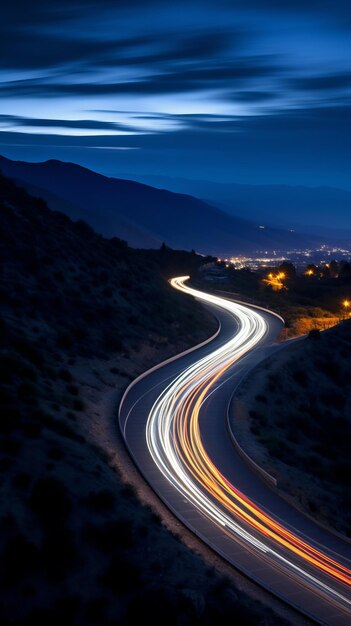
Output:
[342, 299, 350, 320]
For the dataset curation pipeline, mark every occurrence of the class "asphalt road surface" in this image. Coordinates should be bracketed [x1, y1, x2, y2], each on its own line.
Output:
[119, 277, 351, 625]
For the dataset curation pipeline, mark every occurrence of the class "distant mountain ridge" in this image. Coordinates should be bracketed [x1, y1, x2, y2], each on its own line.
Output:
[0, 154, 337, 255]
[120, 173, 351, 237]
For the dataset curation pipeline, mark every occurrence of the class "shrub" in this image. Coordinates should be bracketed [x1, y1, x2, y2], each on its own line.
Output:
[11, 338, 43, 367]
[47, 446, 65, 461]
[255, 394, 267, 403]
[57, 332, 74, 350]
[21, 420, 42, 438]
[127, 589, 176, 626]
[30, 477, 72, 528]
[308, 329, 321, 340]
[0, 437, 21, 455]
[85, 489, 116, 513]
[0, 353, 37, 384]
[17, 381, 38, 404]
[42, 415, 84, 442]
[2, 533, 40, 585]
[41, 528, 77, 582]
[83, 597, 107, 624]
[73, 398, 85, 411]
[67, 384, 79, 396]
[12, 472, 31, 490]
[58, 368, 73, 382]
[83, 518, 135, 552]
[291, 369, 309, 387]
[75, 219, 94, 235]
[100, 555, 140, 594]
[0, 457, 12, 472]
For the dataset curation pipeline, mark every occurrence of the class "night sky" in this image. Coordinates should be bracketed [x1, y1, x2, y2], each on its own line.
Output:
[1, 1, 351, 188]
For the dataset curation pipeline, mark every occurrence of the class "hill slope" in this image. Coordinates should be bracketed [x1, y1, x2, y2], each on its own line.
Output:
[0, 154, 324, 255]
[0, 174, 292, 625]
[235, 323, 351, 537]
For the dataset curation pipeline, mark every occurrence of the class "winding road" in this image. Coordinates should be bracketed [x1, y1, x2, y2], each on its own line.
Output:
[119, 276, 351, 625]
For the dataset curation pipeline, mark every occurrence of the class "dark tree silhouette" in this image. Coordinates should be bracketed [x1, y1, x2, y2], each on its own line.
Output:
[278, 261, 296, 279]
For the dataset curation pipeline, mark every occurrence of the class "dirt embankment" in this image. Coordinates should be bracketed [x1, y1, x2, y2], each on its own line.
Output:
[232, 325, 351, 538]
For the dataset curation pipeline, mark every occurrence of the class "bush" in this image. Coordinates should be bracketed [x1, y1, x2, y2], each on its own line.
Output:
[0, 353, 37, 384]
[2, 533, 39, 585]
[67, 384, 79, 396]
[41, 527, 77, 582]
[127, 589, 176, 626]
[0, 457, 12, 472]
[0, 437, 21, 455]
[73, 398, 85, 411]
[83, 597, 107, 624]
[291, 369, 309, 387]
[58, 368, 73, 382]
[47, 446, 65, 461]
[30, 477, 72, 528]
[42, 415, 84, 442]
[255, 394, 267, 403]
[308, 328, 321, 340]
[85, 489, 116, 513]
[21, 420, 42, 438]
[12, 472, 31, 490]
[75, 219, 94, 235]
[100, 555, 140, 594]
[83, 518, 135, 552]
[57, 332, 74, 350]
[11, 338, 43, 367]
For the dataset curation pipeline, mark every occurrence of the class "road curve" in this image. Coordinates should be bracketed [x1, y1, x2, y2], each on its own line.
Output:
[119, 277, 351, 625]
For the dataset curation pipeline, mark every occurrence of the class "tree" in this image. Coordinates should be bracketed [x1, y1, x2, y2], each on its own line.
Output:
[339, 261, 351, 279]
[305, 263, 318, 277]
[329, 260, 339, 278]
[278, 261, 296, 279]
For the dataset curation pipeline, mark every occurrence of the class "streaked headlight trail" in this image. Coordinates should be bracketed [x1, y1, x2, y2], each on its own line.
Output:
[145, 277, 351, 612]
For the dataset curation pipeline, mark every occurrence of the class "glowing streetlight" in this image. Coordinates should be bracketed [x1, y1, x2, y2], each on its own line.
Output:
[342, 299, 351, 320]
[263, 271, 285, 291]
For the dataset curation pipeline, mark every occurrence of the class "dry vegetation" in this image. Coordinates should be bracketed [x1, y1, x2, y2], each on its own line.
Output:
[0, 174, 292, 626]
[235, 325, 351, 537]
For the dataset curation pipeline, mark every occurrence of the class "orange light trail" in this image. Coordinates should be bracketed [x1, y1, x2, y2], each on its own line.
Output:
[146, 277, 351, 608]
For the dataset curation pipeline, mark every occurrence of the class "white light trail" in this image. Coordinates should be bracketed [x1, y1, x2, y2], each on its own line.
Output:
[145, 276, 351, 608]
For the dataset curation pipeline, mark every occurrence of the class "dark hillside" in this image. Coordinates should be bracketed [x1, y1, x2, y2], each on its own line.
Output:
[0, 154, 324, 255]
[0, 175, 288, 625]
[236, 322, 351, 536]
[0, 173, 214, 360]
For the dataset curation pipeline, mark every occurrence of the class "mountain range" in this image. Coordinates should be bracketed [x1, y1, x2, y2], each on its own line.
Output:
[0, 154, 342, 255]
[119, 173, 351, 239]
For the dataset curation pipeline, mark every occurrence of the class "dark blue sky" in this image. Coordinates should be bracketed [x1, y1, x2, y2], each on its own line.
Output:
[1, 0, 350, 188]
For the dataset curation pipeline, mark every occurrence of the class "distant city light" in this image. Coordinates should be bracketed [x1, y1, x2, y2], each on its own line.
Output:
[218, 245, 351, 271]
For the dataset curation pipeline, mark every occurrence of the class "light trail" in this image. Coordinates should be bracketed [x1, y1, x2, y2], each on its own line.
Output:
[146, 276, 351, 609]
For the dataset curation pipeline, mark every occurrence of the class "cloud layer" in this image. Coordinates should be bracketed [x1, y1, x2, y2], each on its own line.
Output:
[1, 1, 350, 187]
